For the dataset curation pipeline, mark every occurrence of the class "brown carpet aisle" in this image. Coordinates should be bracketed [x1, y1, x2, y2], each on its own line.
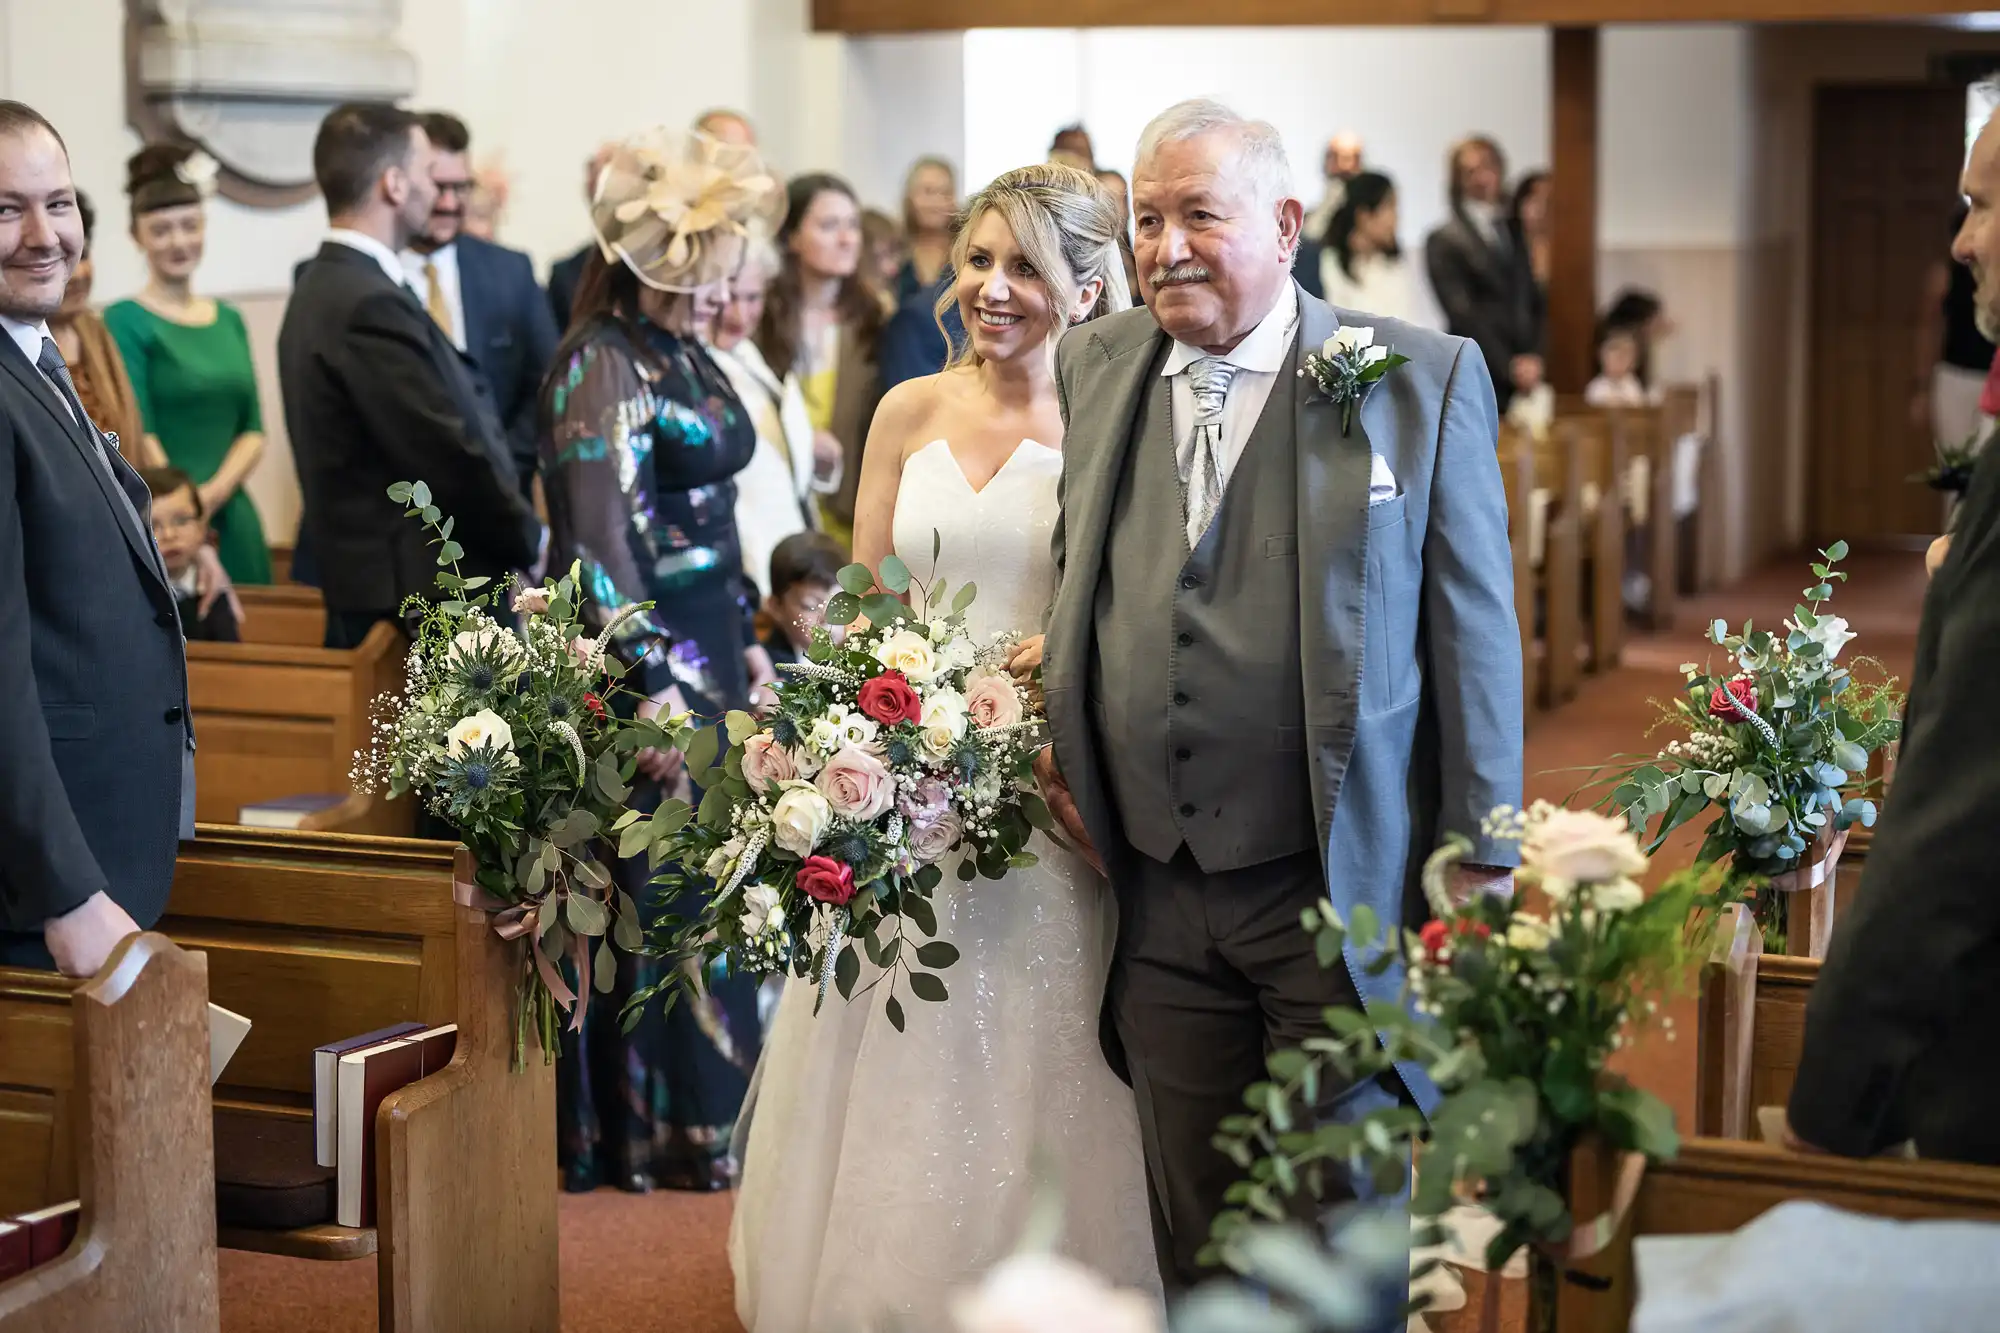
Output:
[217, 552, 1926, 1333]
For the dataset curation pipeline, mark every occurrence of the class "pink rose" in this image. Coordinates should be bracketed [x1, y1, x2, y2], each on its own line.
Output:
[568, 635, 596, 670]
[908, 808, 964, 865]
[512, 586, 552, 615]
[898, 776, 952, 824]
[796, 856, 856, 906]
[740, 733, 798, 790]
[816, 743, 895, 821]
[966, 670, 1025, 730]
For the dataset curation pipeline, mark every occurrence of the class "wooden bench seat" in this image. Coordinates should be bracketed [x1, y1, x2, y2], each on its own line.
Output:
[1515, 425, 1585, 709]
[0, 831, 558, 1332]
[235, 583, 328, 648]
[0, 934, 219, 1331]
[187, 621, 410, 835]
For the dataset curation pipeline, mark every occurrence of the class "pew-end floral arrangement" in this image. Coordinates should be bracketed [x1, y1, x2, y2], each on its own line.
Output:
[626, 535, 1049, 1035]
[1589, 542, 1901, 951]
[1206, 804, 1700, 1331]
[353, 482, 700, 1065]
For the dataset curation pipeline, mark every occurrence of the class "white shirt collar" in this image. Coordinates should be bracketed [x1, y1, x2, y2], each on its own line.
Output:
[0, 312, 51, 366]
[326, 228, 410, 289]
[401, 240, 458, 280]
[1161, 282, 1300, 379]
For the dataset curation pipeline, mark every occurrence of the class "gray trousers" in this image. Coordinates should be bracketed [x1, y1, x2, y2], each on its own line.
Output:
[1104, 844, 1407, 1294]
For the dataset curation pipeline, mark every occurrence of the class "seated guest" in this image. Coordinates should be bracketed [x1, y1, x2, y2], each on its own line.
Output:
[406, 112, 560, 504]
[1785, 102, 2000, 1164]
[1317, 171, 1418, 323]
[280, 102, 538, 649]
[1602, 286, 1674, 394]
[142, 466, 239, 641]
[1584, 320, 1658, 408]
[48, 190, 145, 454]
[760, 531, 845, 667]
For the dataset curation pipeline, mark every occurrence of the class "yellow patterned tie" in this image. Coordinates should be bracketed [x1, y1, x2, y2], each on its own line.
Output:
[424, 260, 454, 342]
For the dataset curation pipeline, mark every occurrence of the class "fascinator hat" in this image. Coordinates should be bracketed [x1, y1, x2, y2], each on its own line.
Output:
[590, 127, 783, 293]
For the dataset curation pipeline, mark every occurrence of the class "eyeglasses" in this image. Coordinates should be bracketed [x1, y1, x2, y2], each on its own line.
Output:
[433, 181, 475, 198]
[150, 513, 202, 535]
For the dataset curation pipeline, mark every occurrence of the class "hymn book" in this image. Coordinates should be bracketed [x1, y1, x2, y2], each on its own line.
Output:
[314, 1022, 426, 1167]
[335, 1025, 458, 1227]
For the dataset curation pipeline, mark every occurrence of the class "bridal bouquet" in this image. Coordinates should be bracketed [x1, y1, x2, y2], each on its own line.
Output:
[629, 542, 1051, 1033]
[1208, 804, 1701, 1332]
[355, 482, 698, 1064]
[1590, 542, 1900, 949]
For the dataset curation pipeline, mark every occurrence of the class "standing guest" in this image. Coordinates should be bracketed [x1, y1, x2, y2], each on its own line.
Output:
[280, 103, 537, 650]
[0, 100, 192, 974]
[1510, 170, 1552, 357]
[48, 189, 143, 455]
[756, 173, 882, 546]
[1786, 103, 2000, 1165]
[1425, 135, 1540, 411]
[141, 465, 240, 642]
[757, 530, 845, 668]
[547, 142, 616, 331]
[1913, 202, 1995, 449]
[106, 143, 272, 584]
[1304, 131, 1366, 241]
[860, 208, 905, 311]
[1097, 166, 1143, 301]
[880, 156, 962, 390]
[541, 126, 780, 1192]
[405, 112, 560, 505]
[1049, 123, 1095, 170]
[1317, 170, 1417, 323]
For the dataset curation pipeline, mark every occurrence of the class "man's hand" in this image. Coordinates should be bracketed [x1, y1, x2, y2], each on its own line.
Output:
[45, 891, 141, 978]
[1928, 533, 1952, 578]
[1007, 634, 1044, 681]
[1033, 746, 1104, 877]
[192, 545, 244, 623]
[1447, 862, 1515, 907]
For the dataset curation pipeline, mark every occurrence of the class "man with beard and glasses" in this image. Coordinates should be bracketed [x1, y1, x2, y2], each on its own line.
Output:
[0, 100, 191, 974]
[1786, 99, 2000, 1164]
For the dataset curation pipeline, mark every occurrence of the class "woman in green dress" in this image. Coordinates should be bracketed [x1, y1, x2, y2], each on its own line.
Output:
[105, 144, 271, 585]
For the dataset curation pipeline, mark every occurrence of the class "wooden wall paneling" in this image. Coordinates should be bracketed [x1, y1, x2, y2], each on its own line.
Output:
[1549, 27, 1599, 396]
[815, 0, 2000, 30]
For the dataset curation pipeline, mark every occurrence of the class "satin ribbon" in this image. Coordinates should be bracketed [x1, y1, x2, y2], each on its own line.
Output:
[453, 871, 586, 1031]
[1765, 825, 1848, 896]
[1474, 1149, 1650, 1333]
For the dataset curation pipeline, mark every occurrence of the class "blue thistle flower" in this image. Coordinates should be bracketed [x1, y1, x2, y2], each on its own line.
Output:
[547, 695, 572, 719]
[461, 761, 493, 790]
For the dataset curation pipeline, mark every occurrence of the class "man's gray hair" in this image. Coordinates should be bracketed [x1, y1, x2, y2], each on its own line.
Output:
[1134, 98, 1294, 208]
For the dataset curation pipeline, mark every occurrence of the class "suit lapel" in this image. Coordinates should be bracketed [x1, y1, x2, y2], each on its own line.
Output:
[1293, 287, 1373, 843]
[455, 242, 491, 364]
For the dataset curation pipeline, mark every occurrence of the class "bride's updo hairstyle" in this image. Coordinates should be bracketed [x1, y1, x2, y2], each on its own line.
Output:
[937, 162, 1131, 370]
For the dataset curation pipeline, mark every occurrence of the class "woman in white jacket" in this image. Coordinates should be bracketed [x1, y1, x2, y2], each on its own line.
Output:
[707, 236, 842, 592]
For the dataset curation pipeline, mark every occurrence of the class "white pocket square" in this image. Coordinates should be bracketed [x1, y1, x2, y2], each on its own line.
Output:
[1368, 452, 1398, 504]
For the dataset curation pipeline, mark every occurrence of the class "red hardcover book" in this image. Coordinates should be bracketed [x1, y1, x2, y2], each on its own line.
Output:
[335, 1024, 457, 1228]
[15, 1200, 79, 1266]
[0, 1219, 28, 1282]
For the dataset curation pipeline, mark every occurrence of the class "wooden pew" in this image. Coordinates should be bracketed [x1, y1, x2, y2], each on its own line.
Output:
[0, 934, 219, 1332]
[1497, 428, 1539, 713]
[0, 831, 559, 1333]
[1557, 413, 1625, 674]
[1530, 428, 1586, 708]
[1555, 1139, 2000, 1333]
[1603, 406, 1677, 632]
[1695, 904, 1815, 1141]
[187, 622, 411, 835]
[234, 583, 328, 648]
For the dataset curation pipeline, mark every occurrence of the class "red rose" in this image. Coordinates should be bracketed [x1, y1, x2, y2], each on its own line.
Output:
[1453, 919, 1492, 941]
[856, 670, 922, 726]
[582, 692, 607, 720]
[796, 855, 857, 906]
[1707, 677, 1758, 722]
[1418, 920, 1451, 956]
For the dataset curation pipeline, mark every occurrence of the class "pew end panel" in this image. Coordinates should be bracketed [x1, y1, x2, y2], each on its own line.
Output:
[1498, 428, 1540, 714]
[234, 584, 328, 648]
[376, 850, 560, 1333]
[0, 934, 220, 1331]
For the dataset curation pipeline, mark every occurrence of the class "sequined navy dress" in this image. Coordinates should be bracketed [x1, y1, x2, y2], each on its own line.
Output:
[541, 313, 763, 1191]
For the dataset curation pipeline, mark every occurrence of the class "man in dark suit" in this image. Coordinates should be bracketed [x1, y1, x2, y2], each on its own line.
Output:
[1785, 106, 2000, 1165]
[280, 102, 538, 651]
[1423, 135, 1540, 412]
[0, 101, 192, 973]
[405, 112, 558, 504]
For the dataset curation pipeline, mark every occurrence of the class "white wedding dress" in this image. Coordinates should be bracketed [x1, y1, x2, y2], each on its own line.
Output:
[730, 439, 1162, 1332]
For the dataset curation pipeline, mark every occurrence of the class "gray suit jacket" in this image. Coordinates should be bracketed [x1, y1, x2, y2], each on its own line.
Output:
[1043, 284, 1524, 1114]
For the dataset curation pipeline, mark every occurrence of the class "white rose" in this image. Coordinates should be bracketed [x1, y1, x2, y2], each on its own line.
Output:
[1803, 615, 1857, 661]
[1522, 807, 1647, 887]
[808, 709, 846, 756]
[1505, 915, 1553, 952]
[919, 688, 969, 758]
[446, 708, 516, 758]
[1587, 876, 1645, 914]
[950, 1253, 1161, 1333]
[875, 628, 941, 684]
[837, 710, 881, 748]
[770, 781, 833, 856]
[739, 882, 784, 938]
[944, 634, 978, 670]
[1329, 325, 1374, 358]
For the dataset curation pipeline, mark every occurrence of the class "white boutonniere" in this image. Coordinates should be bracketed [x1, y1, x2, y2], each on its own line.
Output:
[1298, 325, 1410, 437]
[174, 150, 221, 199]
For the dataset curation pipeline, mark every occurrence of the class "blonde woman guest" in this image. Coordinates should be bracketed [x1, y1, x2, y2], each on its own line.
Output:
[706, 234, 840, 592]
[756, 173, 883, 545]
[105, 144, 271, 584]
[1318, 171, 1419, 324]
[731, 162, 1160, 1333]
[896, 155, 957, 302]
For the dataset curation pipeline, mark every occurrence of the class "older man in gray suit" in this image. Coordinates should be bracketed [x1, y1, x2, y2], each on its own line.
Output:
[1036, 99, 1523, 1291]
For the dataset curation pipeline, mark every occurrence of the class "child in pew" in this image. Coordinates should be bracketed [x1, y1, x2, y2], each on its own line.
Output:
[142, 466, 240, 642]
[757, 531, 845, 671]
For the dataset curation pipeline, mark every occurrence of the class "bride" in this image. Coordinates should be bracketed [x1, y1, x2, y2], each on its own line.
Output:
[729, 162, 1161, 1330]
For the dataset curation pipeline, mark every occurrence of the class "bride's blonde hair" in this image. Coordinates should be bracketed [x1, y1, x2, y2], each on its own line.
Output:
[936, 162, 1131, 370]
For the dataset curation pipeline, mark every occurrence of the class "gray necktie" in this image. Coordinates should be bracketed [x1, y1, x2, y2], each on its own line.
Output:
[1183, 356, 1239, 545]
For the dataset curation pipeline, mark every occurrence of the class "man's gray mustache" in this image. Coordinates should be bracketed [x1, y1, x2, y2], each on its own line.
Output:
[1150, 265, 1211, 286]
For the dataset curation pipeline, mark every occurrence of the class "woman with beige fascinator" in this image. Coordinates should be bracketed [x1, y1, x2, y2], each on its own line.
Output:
[538, 125, 782, 1195]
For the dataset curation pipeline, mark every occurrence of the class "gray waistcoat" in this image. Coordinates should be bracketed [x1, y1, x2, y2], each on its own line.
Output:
[1089, 358, 1317, 872]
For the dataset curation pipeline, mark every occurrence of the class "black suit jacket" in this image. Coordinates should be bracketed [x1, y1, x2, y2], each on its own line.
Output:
[456, 236, 559, 499]
[1789, 437, 2000, 1162]
[279, 242, 538, 618]
[0, 331, 191, 966]
[547, 243, 592, 337]
[1424, 210, 1536, 410]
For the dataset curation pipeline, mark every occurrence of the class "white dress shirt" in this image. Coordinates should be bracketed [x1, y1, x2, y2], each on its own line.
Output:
[0, 312, 70, 421]
[1318, 250, 1420, 327]
[401, 241, 468, 351]
[325, 228, 410, 290]
[1161, 283, 1299, 547]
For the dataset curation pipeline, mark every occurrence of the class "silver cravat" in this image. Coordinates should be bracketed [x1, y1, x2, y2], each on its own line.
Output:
[1182, 355, 1239, 546]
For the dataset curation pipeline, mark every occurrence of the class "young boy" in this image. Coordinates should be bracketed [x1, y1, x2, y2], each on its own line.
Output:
[760, 531, 845, 667]
[141, 466, 240, 642]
